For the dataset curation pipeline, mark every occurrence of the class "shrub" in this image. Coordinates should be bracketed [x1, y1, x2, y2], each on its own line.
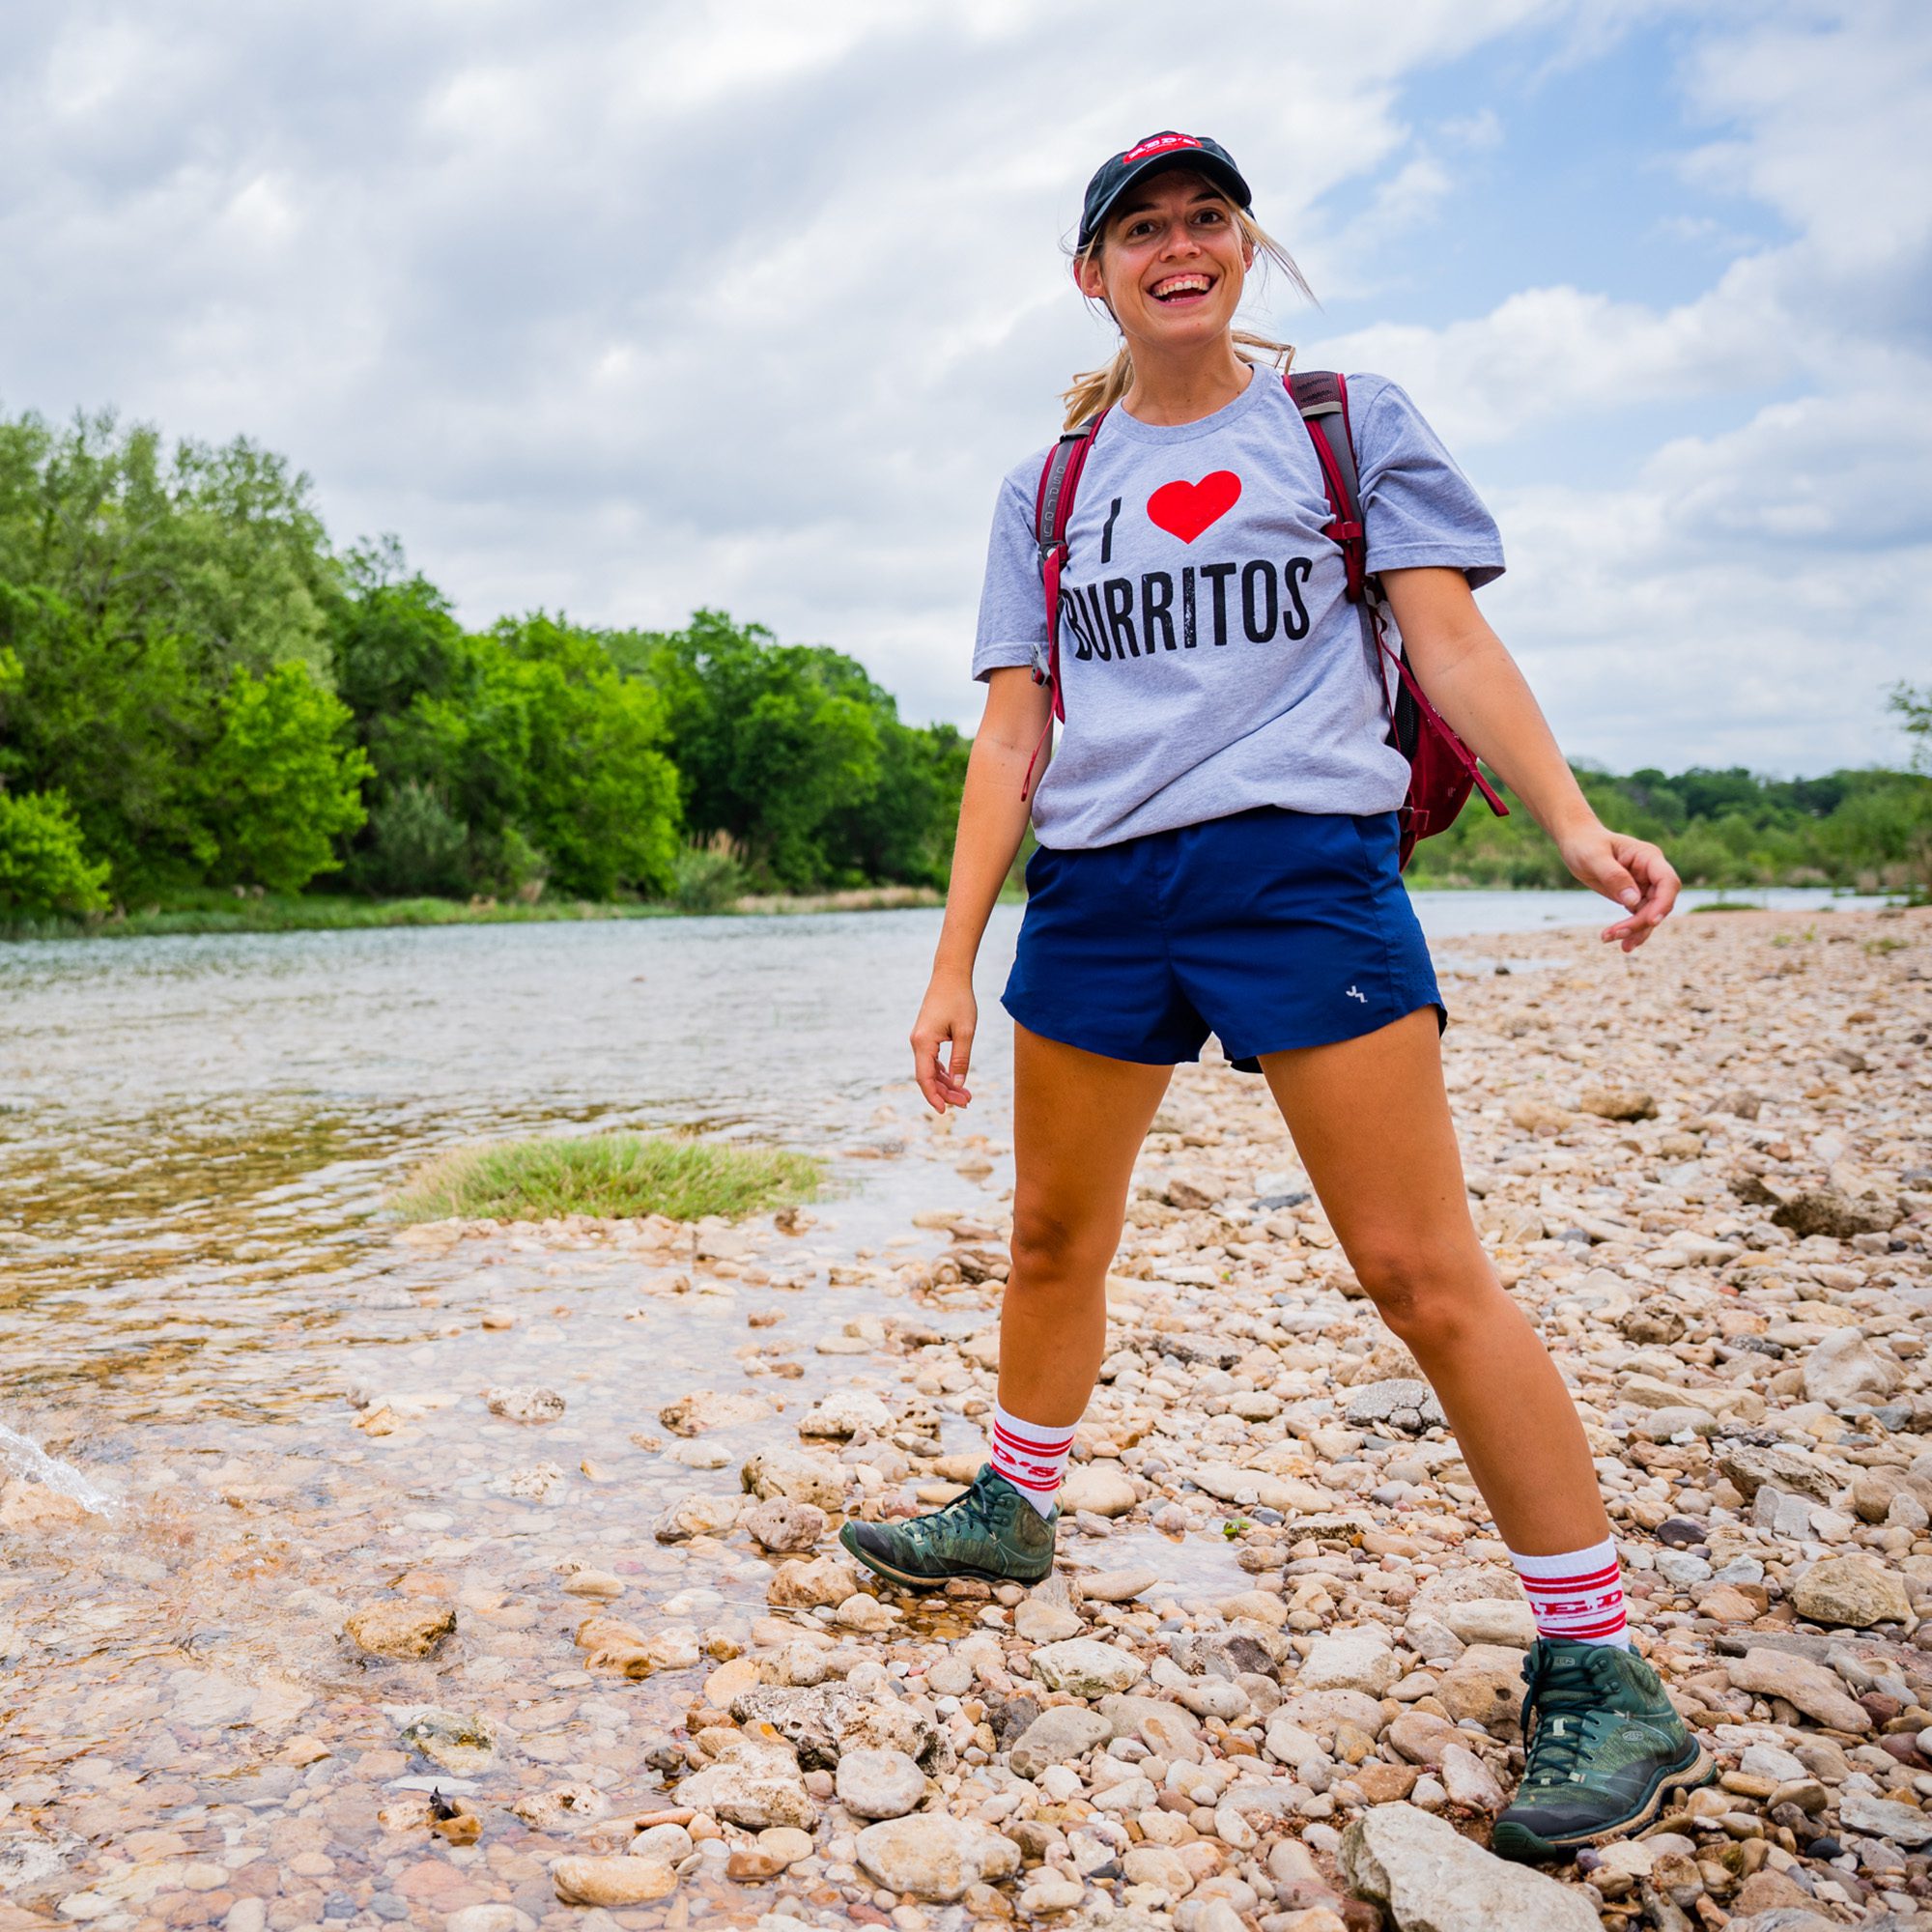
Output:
[0, 788, 111, 917]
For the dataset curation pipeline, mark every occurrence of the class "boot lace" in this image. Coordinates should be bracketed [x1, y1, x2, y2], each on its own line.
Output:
[900, 1468, 1003, 1553]
[1517, 1648, 1618, 1793]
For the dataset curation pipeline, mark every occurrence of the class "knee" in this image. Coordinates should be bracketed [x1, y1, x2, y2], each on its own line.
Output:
[1348, 1242, 1487, 1354]
[1008, 1202, 1112, 1294]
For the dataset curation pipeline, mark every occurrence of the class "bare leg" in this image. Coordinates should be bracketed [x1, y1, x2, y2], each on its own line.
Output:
[996, 1024, 1174, 1428]
[1259, 1009, 1608, 1555]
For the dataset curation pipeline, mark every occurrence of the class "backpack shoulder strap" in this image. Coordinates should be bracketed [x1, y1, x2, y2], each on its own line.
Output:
[1019, 409, 1106, 799]
[1287, 369, 1368, 604]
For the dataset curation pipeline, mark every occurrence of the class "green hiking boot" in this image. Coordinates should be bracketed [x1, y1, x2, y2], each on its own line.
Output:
[1492, 1637, 1714, 1861]
[839, 1464, 1057, 1589]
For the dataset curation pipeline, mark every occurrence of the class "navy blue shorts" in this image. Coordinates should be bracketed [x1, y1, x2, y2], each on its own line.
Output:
[1003, 807, 1444, 1071]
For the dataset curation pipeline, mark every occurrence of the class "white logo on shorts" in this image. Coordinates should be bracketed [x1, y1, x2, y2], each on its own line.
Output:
[1344, 984, 1366, 1003]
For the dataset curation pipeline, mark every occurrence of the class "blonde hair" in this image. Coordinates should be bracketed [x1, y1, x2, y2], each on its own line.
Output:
[1062, 204, 1315, 430]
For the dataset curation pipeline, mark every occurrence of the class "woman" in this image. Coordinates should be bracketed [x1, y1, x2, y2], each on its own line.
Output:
[840, 130, 1709, 1861]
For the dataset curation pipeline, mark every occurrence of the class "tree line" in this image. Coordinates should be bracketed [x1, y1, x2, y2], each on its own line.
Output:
[0, 411, 967, 919]
[0, 409, 1925, 923]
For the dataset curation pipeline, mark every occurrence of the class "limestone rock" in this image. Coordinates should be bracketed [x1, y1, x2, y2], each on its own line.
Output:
[1437, 1645, 1528, 1735]
[1058, 1463, 1138, 1517]
[1836, 1792, 1932, 1847]
[345, 1601, 455, 1661]
[653, 1492, 744, 1542]
[397, 1708, 496, 1775]
[741, 1449, 844, 1510]
[768, 1554, 861, 1609]
[1343, 1379, 1447, 1435]
[1802, 1330, 1904, 1408]
[1341, 1802, 1601, 1932]
[1014, 1597, 1083, 1644]
[834, 1747, 925, 1819]
[658, 1388, 767, 1435]
[1439, 1600, 1534, 1649]
[743, 1498, 827, 1552]
[1791, 1554, 1912, 1629]
[1578, 1087, 1657, 1122]
[1029, 1637, 1148, 1697]
[1725, 1647, 1871, 1731]
[854, 1813, 1020, 1902]
[674, 1739, 817, 1830]
[798, 1389, 891, 1437]
[549, 1856, 678, 1906]
[482, 1385, 564, 1424]
[1010, 1706, 1112, 1778]
[1299, 1629, 1398, 1696]
[1773, 1188, 1900, 1240]
[1717, 1443, 1838, 1504]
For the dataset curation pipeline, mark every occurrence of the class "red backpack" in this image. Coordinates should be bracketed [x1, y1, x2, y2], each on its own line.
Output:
[1028, 368, 1507, 867]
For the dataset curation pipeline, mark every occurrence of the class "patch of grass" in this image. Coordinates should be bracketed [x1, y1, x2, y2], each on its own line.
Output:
[390, 1131, 824, 1224]
[1689, 899, 1758, 914]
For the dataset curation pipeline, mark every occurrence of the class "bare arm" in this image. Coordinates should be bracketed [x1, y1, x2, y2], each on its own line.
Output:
[911, 668, 1052, 1111]
[1379, 567, 1679, 951]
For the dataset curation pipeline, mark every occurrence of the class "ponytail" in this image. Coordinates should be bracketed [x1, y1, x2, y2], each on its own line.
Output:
[1061, 207, 1315, 430]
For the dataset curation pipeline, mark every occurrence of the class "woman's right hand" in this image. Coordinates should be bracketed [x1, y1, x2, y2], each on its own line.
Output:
[911, 973, 978, 1113]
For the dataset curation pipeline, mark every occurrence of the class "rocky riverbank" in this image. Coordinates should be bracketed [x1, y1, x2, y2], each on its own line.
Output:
[1, 902, 1929, 1932]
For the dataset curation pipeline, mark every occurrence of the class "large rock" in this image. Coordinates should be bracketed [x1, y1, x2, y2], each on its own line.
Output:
[1773, 1188, 1901, 1240]
[483, 1385, 564, 1424]
[1439, 1600, 1534, 1649]
[854, 1814, 1020, 1902]
[1725, 1648, 1870, 1731]
[345, 1602, 455, 1661]
[398, 1708, 495, 1774]
[1299, 1629, 1398, 1696]
[741, 1450, 845, 1510]
[1802, 1331, 1904, 1408]
[1578, 1087, 1657, 1122]
[550, 1856, 678, 1906]
[743, 1498, 826, 1552]
[1030, 1638, 1147, 1697]
[675, 1739, 817, 1830]
[1437, 1646, 1528, 1734]
[1791, 1555, 1912, 1629]
[1717, 1444, 1838, 1504]
[768, 1555, 862, 1609]
[1014, 1598, 1083, 1644]
[1010, 1706, 1112, 1778]
[653, 1492, 744, 1542]
[1343, 1379, 1447, 1435]
[1099, 1692, 1203, 1760]
[1059, 1463, 1138, 1517]
[1341, 1802, 1601, 1932]
[1837, 1792, 1932, 1847]
[731, 1683, 942, 1770]
[835, 1747, 925, 1819]
[659, 1388, 767, 1435]
[798, 1389, 892, 1437]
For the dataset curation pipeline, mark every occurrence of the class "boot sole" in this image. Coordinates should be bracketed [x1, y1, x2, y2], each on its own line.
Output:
[838, 1523, 1050, 1593]
[1492, 1743, 1717, 1862]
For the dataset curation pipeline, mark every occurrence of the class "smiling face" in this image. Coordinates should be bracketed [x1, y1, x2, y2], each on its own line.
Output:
[1074, 168, 1254, 356]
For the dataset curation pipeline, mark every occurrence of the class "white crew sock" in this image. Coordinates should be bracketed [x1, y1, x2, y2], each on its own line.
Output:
[987, 1402, 1073, 1518]
[1509, 1536, 1632, 1649]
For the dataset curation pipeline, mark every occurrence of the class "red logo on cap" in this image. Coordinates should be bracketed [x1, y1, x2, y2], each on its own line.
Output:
[1122, 132, 1204, 165]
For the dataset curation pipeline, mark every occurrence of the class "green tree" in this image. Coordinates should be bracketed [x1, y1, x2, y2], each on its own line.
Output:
[198, 664, 373, 893]
[0, 787, 110, 918]
[1893, 682, 1932, 775]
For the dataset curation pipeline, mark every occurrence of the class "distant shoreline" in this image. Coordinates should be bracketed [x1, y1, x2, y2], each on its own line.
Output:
[3, 879, 1906, 945]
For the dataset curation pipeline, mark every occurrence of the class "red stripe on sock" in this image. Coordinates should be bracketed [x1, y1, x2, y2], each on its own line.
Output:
[992, 1421, 1074, 1455]
[1537, 1610, 1628, 1639]
[1520, 1564, 1621, 1594]
[991, 1461, 1063, 1492]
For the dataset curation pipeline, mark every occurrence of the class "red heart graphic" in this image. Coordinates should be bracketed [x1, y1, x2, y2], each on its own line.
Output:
[1147, 470, 1241, 543]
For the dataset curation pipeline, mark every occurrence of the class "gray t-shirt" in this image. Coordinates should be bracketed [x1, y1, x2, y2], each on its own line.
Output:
[972, 366, 1504, 849]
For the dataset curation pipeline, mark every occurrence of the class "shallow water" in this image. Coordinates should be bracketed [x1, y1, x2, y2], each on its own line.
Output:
[0, 887, 1892, 1922]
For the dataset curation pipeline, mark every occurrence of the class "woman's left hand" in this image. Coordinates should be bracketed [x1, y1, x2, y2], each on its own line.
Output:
[1559, 824, 1680, 952]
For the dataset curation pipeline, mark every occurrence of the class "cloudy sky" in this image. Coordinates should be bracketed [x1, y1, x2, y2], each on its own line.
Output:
[2, 0, 1926, 775]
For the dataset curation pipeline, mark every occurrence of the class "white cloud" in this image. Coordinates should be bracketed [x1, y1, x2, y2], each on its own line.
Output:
[0, 0, 1924, 773]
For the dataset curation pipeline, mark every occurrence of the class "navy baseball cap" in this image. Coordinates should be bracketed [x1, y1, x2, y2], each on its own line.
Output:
[1076, 131, 1253, 252]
